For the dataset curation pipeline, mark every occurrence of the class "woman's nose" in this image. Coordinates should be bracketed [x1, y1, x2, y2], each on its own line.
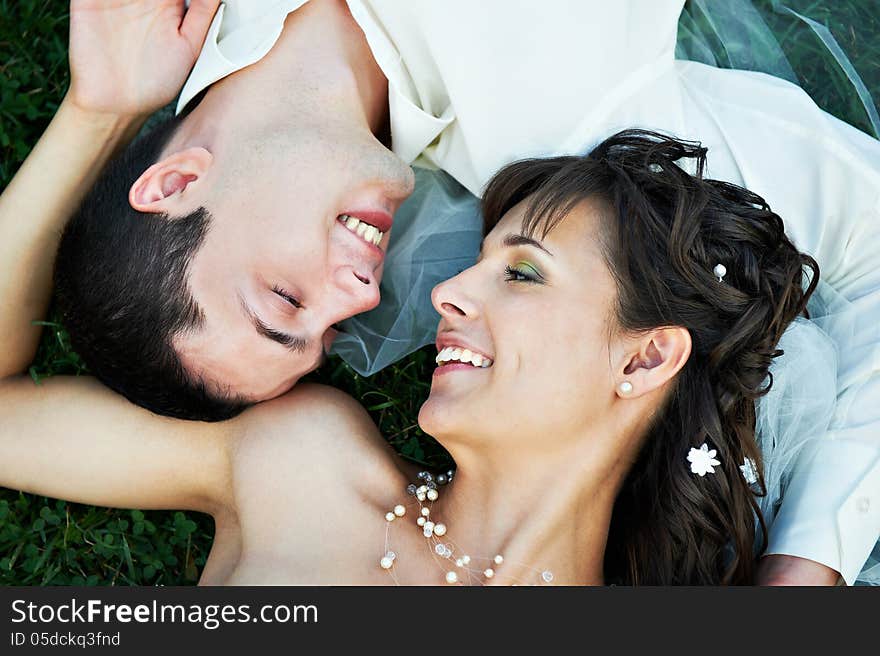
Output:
[431, 273, 478, 321]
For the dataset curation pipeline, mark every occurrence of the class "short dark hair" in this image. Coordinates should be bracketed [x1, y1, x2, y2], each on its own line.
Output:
[54, 114, 250, 421]
[482, 129, 819, 585]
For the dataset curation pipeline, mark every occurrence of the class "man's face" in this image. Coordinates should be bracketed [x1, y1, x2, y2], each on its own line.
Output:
[169, 117, 415, 401]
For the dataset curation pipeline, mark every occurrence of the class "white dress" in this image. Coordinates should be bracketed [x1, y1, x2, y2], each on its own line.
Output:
[176, 0, 880, 584]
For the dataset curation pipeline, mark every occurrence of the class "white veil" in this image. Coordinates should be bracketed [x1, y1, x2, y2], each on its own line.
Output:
[755, 317, 837, 524]
[330, 167, 481, 374]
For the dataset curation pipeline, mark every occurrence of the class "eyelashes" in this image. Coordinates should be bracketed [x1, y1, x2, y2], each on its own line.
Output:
[272, 286, 303, 309]
[503, 263, 544, 284]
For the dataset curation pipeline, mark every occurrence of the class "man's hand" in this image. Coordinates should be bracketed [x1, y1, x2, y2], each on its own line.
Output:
[0, 1, 219, 378]
[68, 0, 220, 118]
[757, 554, 842, 586]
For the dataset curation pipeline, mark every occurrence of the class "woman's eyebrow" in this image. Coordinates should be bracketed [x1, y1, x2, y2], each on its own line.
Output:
[502, 233, 554, 256]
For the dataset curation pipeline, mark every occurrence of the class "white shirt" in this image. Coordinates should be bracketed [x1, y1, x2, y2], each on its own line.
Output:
[177, 0, 880, 584]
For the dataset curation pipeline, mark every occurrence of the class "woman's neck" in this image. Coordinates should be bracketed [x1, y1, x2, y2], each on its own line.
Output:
[426, 442, 624, 586]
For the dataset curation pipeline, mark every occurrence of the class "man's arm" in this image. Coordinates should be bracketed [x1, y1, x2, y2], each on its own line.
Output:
[759, 407, 880, 585]
[1, 0, 220, 378]
[757, 555, 842, 586]
[758, 193, 880, 586]
[0, 98, 142, 378]
[0, 93, 229, 516]
[0, 1, 226, 512]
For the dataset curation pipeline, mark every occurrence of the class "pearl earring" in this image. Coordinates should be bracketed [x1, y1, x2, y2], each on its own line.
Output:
[618, 381, 633, 395]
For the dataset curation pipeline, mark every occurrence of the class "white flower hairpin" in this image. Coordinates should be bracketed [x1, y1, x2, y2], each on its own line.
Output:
[687, 442, 721, 476]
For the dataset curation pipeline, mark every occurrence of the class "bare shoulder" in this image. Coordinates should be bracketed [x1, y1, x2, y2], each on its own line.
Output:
[233, 383, 387, 458]
[227, 384, 408, 574]
[230, 383, 405, 498]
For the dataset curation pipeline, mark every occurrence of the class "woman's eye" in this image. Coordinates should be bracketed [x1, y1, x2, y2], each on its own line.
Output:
[273, 286, 302, 308]
[503, 264, 542, 283]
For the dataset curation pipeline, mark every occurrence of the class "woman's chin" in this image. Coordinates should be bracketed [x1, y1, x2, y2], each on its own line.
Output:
[417, 397, 444, 438]
[418, 395, 468, 441]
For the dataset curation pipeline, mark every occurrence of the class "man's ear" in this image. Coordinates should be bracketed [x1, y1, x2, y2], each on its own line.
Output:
[129, 147, 213, 213]
[620, 326, 691, 397]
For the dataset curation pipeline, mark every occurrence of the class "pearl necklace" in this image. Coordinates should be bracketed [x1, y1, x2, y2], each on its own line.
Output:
[380, 470, 555, 585]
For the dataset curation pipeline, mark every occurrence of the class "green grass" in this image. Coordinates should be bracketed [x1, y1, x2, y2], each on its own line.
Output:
[1, 1, 878, 585]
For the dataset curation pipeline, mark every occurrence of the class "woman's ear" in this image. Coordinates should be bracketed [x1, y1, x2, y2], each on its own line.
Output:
[128, 146, 213, 213]
[620, 326, 691, 397]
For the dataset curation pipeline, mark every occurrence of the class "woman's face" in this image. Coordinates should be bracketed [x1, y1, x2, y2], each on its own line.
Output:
[419, 197, 622, 446]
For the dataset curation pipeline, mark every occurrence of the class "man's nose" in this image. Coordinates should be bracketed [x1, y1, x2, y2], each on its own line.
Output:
[330, 267, 382, 320]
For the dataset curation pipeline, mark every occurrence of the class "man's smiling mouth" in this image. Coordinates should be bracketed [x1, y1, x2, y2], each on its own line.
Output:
[338, 214, 384, 246]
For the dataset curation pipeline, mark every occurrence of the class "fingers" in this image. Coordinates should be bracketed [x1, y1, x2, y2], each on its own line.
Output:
[179, 0, 221, 57]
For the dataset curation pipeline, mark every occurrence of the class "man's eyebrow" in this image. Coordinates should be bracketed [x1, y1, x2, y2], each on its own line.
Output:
[238, 295, 310, 354]
[502, 233, 554, 256]
[252, 315, 310, 353]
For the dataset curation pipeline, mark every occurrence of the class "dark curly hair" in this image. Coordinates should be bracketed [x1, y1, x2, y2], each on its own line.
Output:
[481, 129, 819, 585]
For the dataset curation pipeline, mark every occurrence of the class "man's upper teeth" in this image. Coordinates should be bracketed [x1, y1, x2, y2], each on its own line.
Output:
[435, 346, 493, 367]
[340, 214, 383, 246]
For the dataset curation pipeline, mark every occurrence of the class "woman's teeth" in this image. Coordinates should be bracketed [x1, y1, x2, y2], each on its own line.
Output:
[339, 214, 384, 246]
[435, 346, 493, 368]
